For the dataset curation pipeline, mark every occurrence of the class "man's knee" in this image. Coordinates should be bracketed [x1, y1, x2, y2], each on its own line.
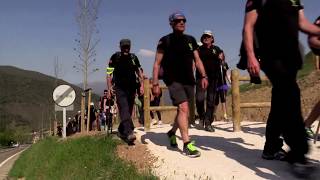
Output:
[178, 101, 189, 114]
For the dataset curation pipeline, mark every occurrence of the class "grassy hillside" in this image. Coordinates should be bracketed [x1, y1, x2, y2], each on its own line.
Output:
[0, 66, 99, 140]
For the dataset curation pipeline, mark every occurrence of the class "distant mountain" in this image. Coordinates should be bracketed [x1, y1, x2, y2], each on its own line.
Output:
[0, 66, 99, 132]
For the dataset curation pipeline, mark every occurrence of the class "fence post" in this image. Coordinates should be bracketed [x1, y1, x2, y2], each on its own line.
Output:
[315, 55, 319, 71]
[53, 120, 57, 136]
[231, 69, 241, 132]
[144, 79, 151, 131]
[81, 92, 85, 133]
[87, 89, 92, 133]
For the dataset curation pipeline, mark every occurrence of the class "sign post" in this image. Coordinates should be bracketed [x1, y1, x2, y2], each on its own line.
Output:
[53, 85, 76, 138]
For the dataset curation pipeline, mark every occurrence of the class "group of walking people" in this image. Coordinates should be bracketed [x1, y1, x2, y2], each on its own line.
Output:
[104, 0, 320, 177]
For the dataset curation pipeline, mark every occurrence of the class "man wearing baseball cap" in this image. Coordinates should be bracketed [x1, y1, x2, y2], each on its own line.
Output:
[106, 38, 144, 145]
[196, 30, 227, 132]
[152, 11, 208, 157]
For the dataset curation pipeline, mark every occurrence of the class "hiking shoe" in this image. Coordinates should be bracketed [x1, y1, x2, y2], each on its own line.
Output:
[183, 141, 201, 158]
[117, 132, 136, 145]
[167, 131, 178, 148]
[305, 127, 315, 140]
[205, 125, 215, 132]
[127, 134, 136, 142]
[290, 161, 316, 179]
[262, 149, 287, 161]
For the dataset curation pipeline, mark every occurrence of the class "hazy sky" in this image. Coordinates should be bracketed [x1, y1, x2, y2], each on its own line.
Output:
[0, 0, 319, 85]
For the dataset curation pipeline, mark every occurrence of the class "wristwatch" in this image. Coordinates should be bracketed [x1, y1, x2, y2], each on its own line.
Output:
[201, 75, 208, 79]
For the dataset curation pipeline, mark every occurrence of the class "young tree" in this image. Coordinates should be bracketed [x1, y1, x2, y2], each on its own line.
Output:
[74, 0, 101, 90]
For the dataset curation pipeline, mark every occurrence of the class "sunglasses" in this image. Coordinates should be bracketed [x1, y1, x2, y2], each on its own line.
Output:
[203, 35, 212, 39]
[121, 45, 130, 49]
[173, 19, 186, 24]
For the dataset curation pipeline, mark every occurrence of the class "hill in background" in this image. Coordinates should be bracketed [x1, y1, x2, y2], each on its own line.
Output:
[0, 66, 99, 133]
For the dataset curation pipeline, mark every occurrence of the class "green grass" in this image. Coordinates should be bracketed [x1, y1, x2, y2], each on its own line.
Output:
[9, 136, 157, 180]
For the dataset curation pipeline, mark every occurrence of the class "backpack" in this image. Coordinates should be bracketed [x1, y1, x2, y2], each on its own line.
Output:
[114, 52, 141, 89]
[159, 35, 194, 79]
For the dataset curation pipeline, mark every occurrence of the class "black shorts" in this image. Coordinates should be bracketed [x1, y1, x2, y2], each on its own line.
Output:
[167, 82, 194, 106]
[215, 90, 227, 105]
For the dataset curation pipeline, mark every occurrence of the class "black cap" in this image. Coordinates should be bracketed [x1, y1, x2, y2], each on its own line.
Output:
[120, 39, 131, 47]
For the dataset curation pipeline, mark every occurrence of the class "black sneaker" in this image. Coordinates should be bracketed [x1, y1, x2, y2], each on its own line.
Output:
[205, 124, 215, 132]
[262, 149, 287, 161]
[183, 141, 201, 158]
[167, 131, 178, 148]
[117, 132, 136, 145]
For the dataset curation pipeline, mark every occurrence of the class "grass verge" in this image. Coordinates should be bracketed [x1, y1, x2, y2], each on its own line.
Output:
[9, 135, 157, 180]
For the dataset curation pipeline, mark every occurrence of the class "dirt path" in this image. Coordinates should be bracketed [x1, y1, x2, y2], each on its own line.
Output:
[134, 121, 320, 180]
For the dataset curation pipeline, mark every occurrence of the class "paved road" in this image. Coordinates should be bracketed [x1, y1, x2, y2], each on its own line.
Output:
[0, 145, 29, 180]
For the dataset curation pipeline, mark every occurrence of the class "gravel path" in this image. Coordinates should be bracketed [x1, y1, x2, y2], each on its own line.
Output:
[135, 121, 320, 180]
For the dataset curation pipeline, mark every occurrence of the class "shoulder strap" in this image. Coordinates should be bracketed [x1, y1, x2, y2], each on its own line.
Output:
[114, 52, 138, 67]
[130, 53, 137, 66]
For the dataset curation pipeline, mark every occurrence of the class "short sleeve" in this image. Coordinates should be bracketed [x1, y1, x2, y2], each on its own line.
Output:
[315, 16, 320, 26]
[108, 53, 117, 68]
[157, 36, 167, 51]
[190, 36, 199, 52]
[133, 55, 141, 68]
[245, 0, 261, 13]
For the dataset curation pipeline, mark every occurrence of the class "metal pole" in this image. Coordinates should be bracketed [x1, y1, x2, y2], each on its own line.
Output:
[63, 107, 67, 138]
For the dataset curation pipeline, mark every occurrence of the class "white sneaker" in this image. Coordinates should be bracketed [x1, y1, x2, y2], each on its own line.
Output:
[158, 121, 163, 126]
[151, 119, 157, 125]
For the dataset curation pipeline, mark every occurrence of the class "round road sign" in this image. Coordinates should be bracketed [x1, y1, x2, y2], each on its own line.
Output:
[52, 85, 76, 107]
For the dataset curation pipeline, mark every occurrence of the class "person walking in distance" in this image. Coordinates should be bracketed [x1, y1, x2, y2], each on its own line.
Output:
[150, 79, 163, 126]
[152, 11, 208, 157]
[196, 30, 226, 132]
[106, 38, 144, 145]
[243, 0, 320, 176]
[215, 55, 231, 121]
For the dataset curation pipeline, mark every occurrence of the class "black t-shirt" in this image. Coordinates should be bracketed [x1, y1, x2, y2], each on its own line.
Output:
[157, 33, 198, 85]
[108, 52, 141, 90]
[196, 45, 223, 80]
[246, 0, 304, 68]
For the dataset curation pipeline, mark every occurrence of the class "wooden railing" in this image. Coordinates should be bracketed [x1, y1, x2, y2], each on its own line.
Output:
[143, 79, 177, 131]
[231, 69, 270, 132]
[143, 79, 195, 131]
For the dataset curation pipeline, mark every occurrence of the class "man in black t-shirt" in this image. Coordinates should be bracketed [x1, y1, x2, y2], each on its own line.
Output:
[196, 30, 225, 132]
[243, 0, 320, 174]
[106, 39, 144, 145]
[152, 11, 208, 158]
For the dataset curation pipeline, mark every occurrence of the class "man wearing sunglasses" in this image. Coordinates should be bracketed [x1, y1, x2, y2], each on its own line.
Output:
[152, 12, 208, 157]
[196, 30, 226, 132]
